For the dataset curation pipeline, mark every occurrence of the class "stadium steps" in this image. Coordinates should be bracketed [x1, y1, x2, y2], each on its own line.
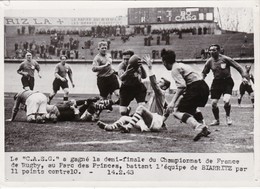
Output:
[5, 33, 254, 60]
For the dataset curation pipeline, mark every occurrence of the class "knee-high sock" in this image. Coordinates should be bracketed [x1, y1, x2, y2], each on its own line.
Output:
[193, 112, 204, 123]
[212, 106, 219, 120]
[94, 100, 113, 110]
[98, 99, 113, 106]
[224, 103, 231, 117]
[94, 103, 106, 110]
[128, 112, 142, 127]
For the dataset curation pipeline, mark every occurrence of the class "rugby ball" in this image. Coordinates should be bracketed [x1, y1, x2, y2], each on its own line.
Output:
[128, 54, 141, 69]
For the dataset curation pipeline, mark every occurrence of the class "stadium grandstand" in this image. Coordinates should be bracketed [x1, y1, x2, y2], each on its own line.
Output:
[4, 7, 254, 61]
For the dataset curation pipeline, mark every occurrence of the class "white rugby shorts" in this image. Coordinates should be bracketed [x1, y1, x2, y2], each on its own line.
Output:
[25, 93, 48, 116]
[149, 113, 164, 132]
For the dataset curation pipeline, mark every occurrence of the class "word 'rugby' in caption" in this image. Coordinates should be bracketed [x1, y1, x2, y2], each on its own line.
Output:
[8, 155, 248, 177]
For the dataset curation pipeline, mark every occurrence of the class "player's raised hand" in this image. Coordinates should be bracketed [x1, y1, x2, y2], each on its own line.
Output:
[142, 54, 153, 69]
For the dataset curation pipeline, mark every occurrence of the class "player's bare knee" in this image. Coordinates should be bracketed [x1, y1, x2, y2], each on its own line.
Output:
[136, 105, 145, 113]
[63, 88, 69, 94]
[223, 94, 231, 104]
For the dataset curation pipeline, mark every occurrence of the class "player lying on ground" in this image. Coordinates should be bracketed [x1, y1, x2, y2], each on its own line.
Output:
[161, 49, 211, 141]
[97, 54, 170, 132]
[6, 89, 48, 123]
[47, 97, 115, 122]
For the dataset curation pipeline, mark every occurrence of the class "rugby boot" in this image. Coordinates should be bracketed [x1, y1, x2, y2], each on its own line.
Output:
[210, 119, 220, 126]
[97, 121, 107, 129]
[193, 124, 211, 141]
[226, 116, 232, 126]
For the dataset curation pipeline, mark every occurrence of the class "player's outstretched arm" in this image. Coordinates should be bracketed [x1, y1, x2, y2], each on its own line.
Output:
[226, 56, 247, 78]
[201, 59, 211, 79]
[143, 54, 153, 71]
[166, 88, 185, 115]
[68, 71, 75, 88]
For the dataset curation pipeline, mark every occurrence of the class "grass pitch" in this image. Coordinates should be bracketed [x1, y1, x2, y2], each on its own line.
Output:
[4, 93, 254, 153]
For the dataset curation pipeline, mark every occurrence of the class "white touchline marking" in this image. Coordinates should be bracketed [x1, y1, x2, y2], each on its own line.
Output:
[129, 134, 176, 141]
[224, 143, 253, 149]
[57, 140, 137, 146]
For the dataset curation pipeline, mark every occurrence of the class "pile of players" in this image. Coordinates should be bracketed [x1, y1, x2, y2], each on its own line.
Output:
[7, 42, 254, 141]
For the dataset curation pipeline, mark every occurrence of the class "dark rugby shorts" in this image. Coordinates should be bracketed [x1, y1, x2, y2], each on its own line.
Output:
[178, 80, 209, 115]
[53, 78, 69, 92]
[21, 76, 35, 90]
[97, 73, 120, 98]
[239, 83, 253, 95]
[210, 77, 234, 99]
[120, 83, 147, 106]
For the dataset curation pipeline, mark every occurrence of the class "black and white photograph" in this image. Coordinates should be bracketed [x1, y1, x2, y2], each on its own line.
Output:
[0, 0, 259, 187]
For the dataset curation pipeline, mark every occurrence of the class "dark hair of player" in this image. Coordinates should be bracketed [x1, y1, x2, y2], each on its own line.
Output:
[161, 48, 176, 64]
[161, 77, 171, 90]
[122, 50, 134, 57]
[209, 44, 220, 51]
[60, 55, 67, 60]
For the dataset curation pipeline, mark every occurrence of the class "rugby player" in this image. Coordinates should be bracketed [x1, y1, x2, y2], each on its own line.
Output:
[47, 97, 114, 122]
[98, 54, 170, 133]
[17, 52, 41, 90]
[48, 55, 75, 104]
[202, 44, 248, 126]
[6, 89, 48, 123]
[92, 41, 120, 101]
[238, 65, 254, 107]
[118, 50, 147, 116]
[162, 49, 211, 141]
